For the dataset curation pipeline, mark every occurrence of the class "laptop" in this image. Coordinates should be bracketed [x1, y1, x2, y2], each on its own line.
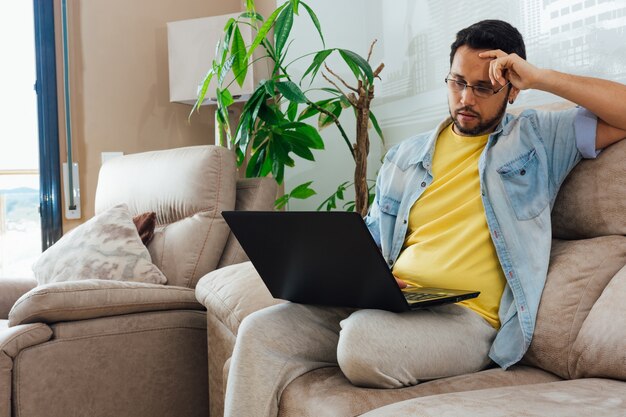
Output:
[222, 211, 479, 313]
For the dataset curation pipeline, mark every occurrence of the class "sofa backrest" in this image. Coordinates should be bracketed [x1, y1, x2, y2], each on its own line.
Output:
[217, 177, 278, 268]
[95, 145, 237, 288]
[522, 139, 626, 380]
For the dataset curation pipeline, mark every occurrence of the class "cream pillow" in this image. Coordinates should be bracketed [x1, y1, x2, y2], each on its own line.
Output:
[33, 204, 167, 285]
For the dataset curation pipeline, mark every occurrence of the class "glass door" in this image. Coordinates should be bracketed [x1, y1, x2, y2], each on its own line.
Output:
[0, 1, 41, 278]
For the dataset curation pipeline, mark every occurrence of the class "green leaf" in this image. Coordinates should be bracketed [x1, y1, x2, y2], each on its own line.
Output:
[297, 98, 334, 121]
[260, 149, 273, 177]
[319, 87, 341, 95]
[272, 135, 295, 167]
[369, 111, 385, 143]
[287, 101, 298, 122]
[290, 181, 316, 199]
[263, 79, 276, 97]
[246, 3, 287, 61]
[234, 112, 251, 162]
[339, 95, 351, 109]
[246, 0, 255, 13]
[300, 2, 324, 47]
[231, 26, 248, 87]
[290, 142, 315, 161]
[300, 49, 333, 83]
[218, 55, 236, 86]
[272, 158, 285, 183]
[239, 11, 264, 21]
[191, 67, 215, 116]
[318, 100, 342, 130]
[338, 49, 374, 82]
[246, 147, 264, 177]
[274, 194, 290, 209]
[224, 17, 236, 32]
[252, 128, 269, 149]
[274, 3, 294, 57]
[289, 0, 300, 15]
[276, 81, 308, 103]
[219, 88, 234, 107]
[258, 102, 282, 125]
[221, 22, 236, 64]
[281, 122, 324, 149]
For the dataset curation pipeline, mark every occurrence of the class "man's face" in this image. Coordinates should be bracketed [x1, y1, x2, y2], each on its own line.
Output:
[447, 45, 513, 136]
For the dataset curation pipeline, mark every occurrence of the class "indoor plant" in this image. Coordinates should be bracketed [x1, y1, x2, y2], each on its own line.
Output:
[191, 0, 384, 216]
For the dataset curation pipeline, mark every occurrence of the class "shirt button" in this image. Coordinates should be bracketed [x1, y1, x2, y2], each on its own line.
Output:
[403, 219, 407, 224]
[520, 169, 526, 176]
[420, 182, 426, 187]
[388, 259, 393, 266]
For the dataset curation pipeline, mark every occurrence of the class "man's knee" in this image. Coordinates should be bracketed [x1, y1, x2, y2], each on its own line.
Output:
[237, 303, 289, 345]
[337, 311, 410, 389]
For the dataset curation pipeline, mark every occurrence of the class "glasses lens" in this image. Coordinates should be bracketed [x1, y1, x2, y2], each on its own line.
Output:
[447, 79, 465, 92]
[473, 86, 493, 98]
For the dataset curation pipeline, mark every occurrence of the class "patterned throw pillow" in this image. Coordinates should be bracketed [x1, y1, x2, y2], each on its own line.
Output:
[33, 204, 167, 285]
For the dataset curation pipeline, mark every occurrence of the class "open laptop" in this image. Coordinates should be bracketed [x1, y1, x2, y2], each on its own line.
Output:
[222, 211, 479, 313]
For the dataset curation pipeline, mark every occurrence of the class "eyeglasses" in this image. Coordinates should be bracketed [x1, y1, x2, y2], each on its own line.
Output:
[444, 77, 510, 99]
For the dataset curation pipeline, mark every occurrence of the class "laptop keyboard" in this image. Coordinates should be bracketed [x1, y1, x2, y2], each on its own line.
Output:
[403, 292, 444, 302]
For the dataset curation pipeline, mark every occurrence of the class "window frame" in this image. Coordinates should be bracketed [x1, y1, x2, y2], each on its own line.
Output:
[33, 0, 62, 250]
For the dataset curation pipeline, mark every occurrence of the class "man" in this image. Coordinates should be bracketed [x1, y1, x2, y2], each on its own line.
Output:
[223, 20, 626, 417]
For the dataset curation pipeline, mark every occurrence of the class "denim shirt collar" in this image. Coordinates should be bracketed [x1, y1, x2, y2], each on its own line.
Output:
[406, 113, 516, 168]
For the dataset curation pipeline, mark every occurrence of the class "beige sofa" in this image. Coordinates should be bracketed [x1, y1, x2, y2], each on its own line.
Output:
[0, 146, 277, 417]
[196, 138, 626, 417]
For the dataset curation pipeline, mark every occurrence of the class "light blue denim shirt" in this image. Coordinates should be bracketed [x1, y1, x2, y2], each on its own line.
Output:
[364, 107, 598, 369]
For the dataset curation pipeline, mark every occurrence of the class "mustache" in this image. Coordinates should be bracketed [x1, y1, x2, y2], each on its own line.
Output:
[455, 107, 480, 117]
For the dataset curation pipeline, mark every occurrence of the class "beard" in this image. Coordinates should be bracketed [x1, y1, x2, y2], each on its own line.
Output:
[449, 96, 508, 136]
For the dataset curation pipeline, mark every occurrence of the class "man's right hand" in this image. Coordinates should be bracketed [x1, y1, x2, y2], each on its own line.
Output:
[394, 276, 408, 289]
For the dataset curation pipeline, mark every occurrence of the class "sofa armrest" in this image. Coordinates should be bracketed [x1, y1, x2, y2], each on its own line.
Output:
[0, 278, 37, 319]
[0, 322, 52, 417]
[8, 280, 204, 326]
[195, 262, 283, 336]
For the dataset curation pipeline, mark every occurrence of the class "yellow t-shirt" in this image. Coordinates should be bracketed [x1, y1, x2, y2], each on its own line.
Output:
[392, 124, 506, 329]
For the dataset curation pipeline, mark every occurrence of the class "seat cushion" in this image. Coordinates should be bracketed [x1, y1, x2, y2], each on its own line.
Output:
[278, 365, 561, 417]
[360, 378, 626, 417]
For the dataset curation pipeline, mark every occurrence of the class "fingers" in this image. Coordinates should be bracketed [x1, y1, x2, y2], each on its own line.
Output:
[394, 277, 408, 289]
[480, 50, 509, 87]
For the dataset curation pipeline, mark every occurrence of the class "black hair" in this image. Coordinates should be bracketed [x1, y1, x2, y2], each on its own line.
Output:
[450, 20, 526, 65]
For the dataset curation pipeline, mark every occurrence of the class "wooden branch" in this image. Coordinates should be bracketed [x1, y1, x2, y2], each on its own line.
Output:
[321, 72, 358, 107]
[373, 63, 385, 78]
[324, 64, 358, 93]
[367, 39, 378, 62]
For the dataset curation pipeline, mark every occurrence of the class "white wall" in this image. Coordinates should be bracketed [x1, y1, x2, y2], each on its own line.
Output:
[283, 0, 626, 210]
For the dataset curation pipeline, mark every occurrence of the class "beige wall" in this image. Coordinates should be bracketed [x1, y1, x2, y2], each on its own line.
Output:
[54, 0, 251, 232]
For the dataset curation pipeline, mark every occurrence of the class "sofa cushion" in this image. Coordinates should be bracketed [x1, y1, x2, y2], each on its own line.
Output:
[521, 236, 626, 379]
[359, 378, 626, 417]
[95, 146, 237, 288]
[552, 139, 626, 239]
[569, 264, 626, 380]
[32, 204, 167, 285]
[278, 365, 561, 417]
